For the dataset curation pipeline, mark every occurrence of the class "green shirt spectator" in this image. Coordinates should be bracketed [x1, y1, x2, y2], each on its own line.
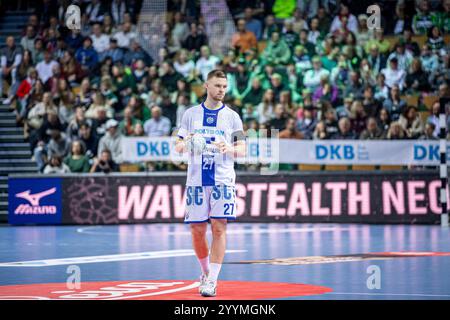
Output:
[64, 140, 91, 173]
[262, 32, 291, 65]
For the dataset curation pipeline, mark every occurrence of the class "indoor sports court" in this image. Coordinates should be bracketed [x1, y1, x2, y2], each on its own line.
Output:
[1, 0, 449, 303]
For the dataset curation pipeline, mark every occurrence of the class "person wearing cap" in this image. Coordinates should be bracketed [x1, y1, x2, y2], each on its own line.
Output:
[303, 56, 330, 92]
[97, 118, 123, 163]
[231, 18, 257, 54]
[75, 36, 99, 72]
[381, 57, 406, 91]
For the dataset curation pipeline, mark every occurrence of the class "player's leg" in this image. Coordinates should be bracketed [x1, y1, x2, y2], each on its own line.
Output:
[190, 222, 210, 275]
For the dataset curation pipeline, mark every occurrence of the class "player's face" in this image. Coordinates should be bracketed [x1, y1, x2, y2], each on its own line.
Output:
[205, 77, 227, 102]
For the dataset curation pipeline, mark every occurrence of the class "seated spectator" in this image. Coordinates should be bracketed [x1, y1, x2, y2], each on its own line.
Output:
[313, 74, 338, 105]
[123, 39, 153, 66]
[374, 73, 389, 102]
[381, 57, 406, 91]
[426, 101, 441, 137]
[292, 45, 312, 73]
[85, 0, 106, 24]
[261, 32, 291, 66]
[112, 64, 136, 108]
[262, 14, 279, 40]
[75, 37, 99, 73]
[313, 121, 328, 140]
[78, 121, 99, 159]
[335, 96, 353, 119]
[0, 36, 23, 101]
[21, 25, 37, 54]
[419, 122, 438, 140]
[298, 28, 316, 57]
[60, 51, 85, 86]
[173, 49, 195, 80]
[101, 38, 124, 63]
[256, 89, 275, 124]
[90, 149, 119, 173]
[182, 23, 208, 53]
[297, 105, 317, 139]
[65, 29, 84, 52]
[242, 77, 264, 106]
[377, 107, 392, 136]
[383, 85, 407, 121]
[120, 106, 142, 136]
[85, 91, 114, 119]
[303, 56, 330, 92]
[323, 108, 339, 139]
[386, 121, 407, 139]
[268, 104, 288, 131]
[43, 155, 71, 174]
[15, 67, 38, 115]
[281, 19, 300, 52]
[47, 129, 71, 161]
[349, 100, 368, 136]
[420, 43, 439, 74]
[98, 119, 122, 163]
[398, 106, 424, 139]
[91, 23, 110, 55]
[144, 106, 172, 137]
[412, 0, 436, 35]
[113, 22, 137, 48]
[427, 26, 445, 55]
[330, 4, 358, 35]
[244, 7, 262, 40]
[387, 41, 414, 72]
[405, 58, 430, 93]
[171, 12, 190, 50]
[362, 85, 382, 118]
[360, 117, 385, 140]
[195, 46, 220, 82]
[366, 44, 387, 75]
[160, 61, 183, 93]
[334, 117, 357, 139]
[364, 28, 391, 55]
[279, 117, 303, 139]
[64, 140, 91, 173]
[27, 92, 58, 130]
[231, 18, 257, 54]
[269, 73, 286, 102]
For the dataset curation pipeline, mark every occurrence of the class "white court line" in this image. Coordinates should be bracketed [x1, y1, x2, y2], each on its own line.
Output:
[327, 292, 450, 298]
[0, 249, 246, 267]
[76, 226, 349, 236]
[104, 282, 200, 300]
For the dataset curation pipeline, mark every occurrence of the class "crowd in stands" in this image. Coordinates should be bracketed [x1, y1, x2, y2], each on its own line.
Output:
[0, 0, 449, 173]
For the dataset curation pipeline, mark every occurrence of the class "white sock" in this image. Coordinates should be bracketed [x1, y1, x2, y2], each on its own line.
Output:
[198, 256, 210, 275]
[208, 263, 222, 282]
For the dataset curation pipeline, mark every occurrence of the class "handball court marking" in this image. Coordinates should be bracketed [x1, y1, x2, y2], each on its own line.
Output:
[76, 226, 350, 236]
[0, 249, 247, 267]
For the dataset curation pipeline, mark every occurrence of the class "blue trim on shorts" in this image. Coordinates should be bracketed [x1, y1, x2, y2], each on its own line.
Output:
[209, 216, 237, 221]
[184, 219, 210, 224]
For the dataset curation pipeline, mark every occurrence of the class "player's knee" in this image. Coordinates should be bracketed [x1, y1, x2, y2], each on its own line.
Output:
[190, 225, 206, 238]
[211, 222, 227, 238]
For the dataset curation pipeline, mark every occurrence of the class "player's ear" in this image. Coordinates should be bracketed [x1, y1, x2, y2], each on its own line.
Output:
[203, 81, 208, 90]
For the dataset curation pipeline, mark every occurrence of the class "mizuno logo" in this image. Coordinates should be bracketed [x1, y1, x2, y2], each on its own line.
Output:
[15, 188, 57, 206]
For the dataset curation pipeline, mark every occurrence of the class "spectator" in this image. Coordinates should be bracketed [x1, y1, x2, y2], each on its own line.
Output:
[1, 36, 23, 101]
[334, 117, 357, 139]
[405, 58, 430, 93]
[377, 107, 392, 136]
[316, 6, 332, 35]
[262, 32, 291, 66]
[269, 73, 286, 102]
[85, 91, 114, 120]
[90, 149, 119, 173]
[112, 64, 136, 107]
[174, 49, 195, 80]
[349, 100, 368, 136]
[298, 29, 316, 58]
[426, 101, 441, 137]
[269, 104, 289, 131]
[387, 41, 414, 72]
[256, 89, 275, 124]
[386, 121, 407, 139]
[323, 108, 339, 139]
[119, 106, 142, 136]
[102, 38, 124, 63]
[381, 57, 406, 90]
[242, 77, 264, 106]
[360, 117, 385, 140]
[281, 19, 300, 52]
[60, 51, 84, 85]
[313, 74, 338, 105]
[344, 71, 364, 100]
[182, 23, 208, 53]
[195, 46, 220, 81]
[113, 22, 137, 48]
[365, 28, 391, 55]
[308, 17, 321, 45]
[160, 61, 183, 93]
[85, 0, 106, 24]
[78, 121, 99, 159]
[98, 119, 123, 163]
[292, 45, 312, 73]
[279, 117, 304, 139]
[27, 92, 58, 130]
[374, 73, 389, 102]
[64, 140, 91, 173]
[123, 39, 153, 66]
[144, 105, 172, 137]
[244, 7, 262, 40]
[21, 25, 37, 54]
[383, 85, 407, 122]
[43, 155, 71, 174]
[303, 56, 330, 92]
[427, 25, 445, 55]
[313, 121, 328, 140]
[297, 105, 317, 139]
[362, 85, 382, 118]
[402, 29, 421, 56]
[420, 43, 439, 74]
[419, 122, 438, 140]
[65, 29, 84, 52]
[398, 106, 424, 139]
[231, 18, 257, 54]
[91, 23, 110, 55]
[75, 37, 99, 72]
[412, 0, 436, 35]
[262, 14, 279, 40]
[329, 4, 358, 34]
[367, 44, 387, 76]
[47, 129, 71, 161]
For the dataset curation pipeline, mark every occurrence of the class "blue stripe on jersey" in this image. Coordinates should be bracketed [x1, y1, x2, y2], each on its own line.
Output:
[200, 103, 224, 186]
[202, 102, 225, 127]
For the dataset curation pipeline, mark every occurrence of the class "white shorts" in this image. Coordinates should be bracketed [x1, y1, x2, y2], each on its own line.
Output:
[184, 185, 237, 223]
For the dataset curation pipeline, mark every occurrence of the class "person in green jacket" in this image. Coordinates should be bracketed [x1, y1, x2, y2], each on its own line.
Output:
[64, 140, 91, 173]
[262, 32, 292, 65]
[272, 0, 296, 19]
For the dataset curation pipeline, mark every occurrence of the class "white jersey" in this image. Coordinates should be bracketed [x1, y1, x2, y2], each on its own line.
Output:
[178, 103, 244, 187]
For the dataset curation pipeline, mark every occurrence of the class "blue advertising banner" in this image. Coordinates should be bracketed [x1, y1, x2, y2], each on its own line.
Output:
[8, 178, 63, 225]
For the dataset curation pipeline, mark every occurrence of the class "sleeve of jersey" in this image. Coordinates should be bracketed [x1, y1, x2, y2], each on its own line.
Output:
[177, 111, 189, 139]
[231, 112, 245, 143]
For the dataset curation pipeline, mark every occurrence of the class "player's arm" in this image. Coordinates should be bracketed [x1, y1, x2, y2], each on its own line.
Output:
[175, 135, 192, 153]
[214, 130, 246, 158]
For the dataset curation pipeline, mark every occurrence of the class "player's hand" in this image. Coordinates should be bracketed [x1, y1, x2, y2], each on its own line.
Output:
[213, 141, 232, 154]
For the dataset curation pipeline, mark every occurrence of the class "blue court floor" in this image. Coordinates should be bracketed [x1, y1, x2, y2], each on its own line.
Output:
[0, 223, 449, 300]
